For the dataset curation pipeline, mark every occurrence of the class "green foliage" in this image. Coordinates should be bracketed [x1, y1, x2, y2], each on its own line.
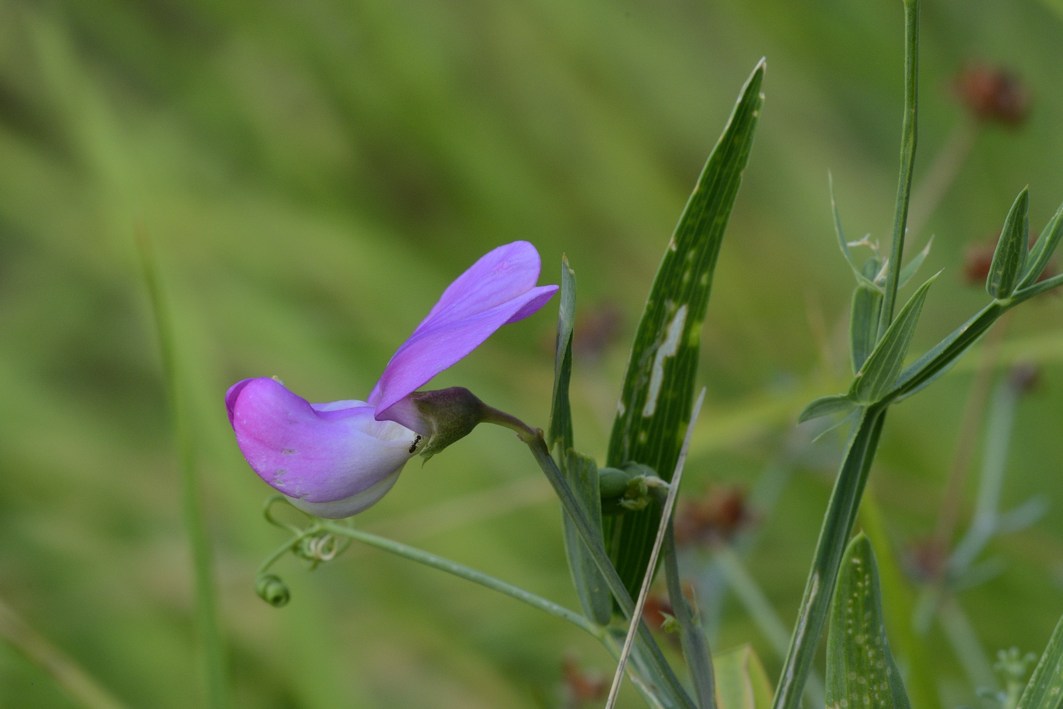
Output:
[1016, 615, 1063, 708]
[825, 534, 910, 709]
[5, 0, 1063, 706]
[850, 279, 884, 375]
[548, 257, 577, 452]
[849, 273, 936, 405]
[714, 646, 773, 709]
[889, 193, 1063, 403]
[562, 452, 613, 626]
[547, 258, 612, 625]
[987, 189, 1031, 300]
[663, 530, 717, 708]
[1018, 203, 1063, 291]
[605, 60, 765, 599]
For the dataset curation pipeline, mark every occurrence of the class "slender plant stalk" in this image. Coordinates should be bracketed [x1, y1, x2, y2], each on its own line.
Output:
[772, 406, 887, 708]
[314, 521, 605, 639]
[713, 546, 825, 707]
[773, 3, 921, 704]
[136, 233, 228, 709]
[482, 409, 695, 708]
[880, 0, 920, 333]
[663, 532, 716, 709]
[0, 596, 125, 709]
[606, 390, 708, 709]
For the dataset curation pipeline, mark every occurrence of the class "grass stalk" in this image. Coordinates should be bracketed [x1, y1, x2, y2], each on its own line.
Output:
[136, 233, 228, 708]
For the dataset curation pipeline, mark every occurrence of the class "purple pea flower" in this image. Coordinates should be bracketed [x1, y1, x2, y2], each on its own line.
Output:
[226, 241, 557, 518]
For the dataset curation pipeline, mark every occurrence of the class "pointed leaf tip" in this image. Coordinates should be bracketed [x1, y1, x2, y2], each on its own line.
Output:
[849, 272, 938, 404]
[987, 188, 1030, 299]
[826, 534, 911, 708]
[1018, 199, 1063, 291]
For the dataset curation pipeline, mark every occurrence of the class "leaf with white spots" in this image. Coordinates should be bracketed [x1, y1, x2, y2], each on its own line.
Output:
[825, 533, 910, 709]
[604, 59, 766, 599]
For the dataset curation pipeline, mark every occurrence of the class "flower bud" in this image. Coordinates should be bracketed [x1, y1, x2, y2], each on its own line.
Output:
[954, 63, 1030, 127]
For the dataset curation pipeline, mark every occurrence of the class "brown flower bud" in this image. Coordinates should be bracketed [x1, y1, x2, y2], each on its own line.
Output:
[954, 64, 1031, 127]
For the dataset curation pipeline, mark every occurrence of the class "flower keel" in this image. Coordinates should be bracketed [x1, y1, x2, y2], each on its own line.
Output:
[226, 378, 419, 518]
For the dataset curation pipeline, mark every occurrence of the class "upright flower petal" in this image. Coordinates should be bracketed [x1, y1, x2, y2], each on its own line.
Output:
[226, 378, 420, 518]
[369, 241, 558, 417]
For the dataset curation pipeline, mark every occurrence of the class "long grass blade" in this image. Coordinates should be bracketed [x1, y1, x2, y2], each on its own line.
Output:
[136, 233, 229, 709]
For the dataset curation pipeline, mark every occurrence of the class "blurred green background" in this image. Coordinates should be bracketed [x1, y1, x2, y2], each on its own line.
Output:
[2, 0, 1062, 706]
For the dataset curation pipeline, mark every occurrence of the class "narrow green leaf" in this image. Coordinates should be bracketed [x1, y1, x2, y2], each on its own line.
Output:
[562, 451, 612, 625]
[714, 645, 773, 709]
[892, 198, 1063, 401]
[986, 188, 1030, 299]
[798, 394, 855, 424]
[887, 301, 1006, 402]
[849, 273, 936, 404]
[605, 59, 765, 599]
[1017, 200, 1063, 291]
[858, 500, 939, 708]
[850, 280, 883, 374]
[547, 260, 612, 625]
[1015, 271, 1063, 302]
[547, 256, 577, 451]
[831, 176, 880, 291]
[897, 236, 933, 288]
[1016, 613, 1063, 708]
[825, 533, 911, 709]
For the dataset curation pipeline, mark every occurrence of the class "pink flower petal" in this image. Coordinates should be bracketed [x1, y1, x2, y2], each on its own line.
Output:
[226, 378, 419, 517]
[369, 241, 557, 416]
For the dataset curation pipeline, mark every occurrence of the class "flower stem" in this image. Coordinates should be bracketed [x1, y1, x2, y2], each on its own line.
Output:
[0, 595, 124, 709]
[880, 0, 920, 336]
[483, 409, 695, 708]
[136, 231, 228, 709]
[315, 521, 604, 638]
[771, 405, 888, 709]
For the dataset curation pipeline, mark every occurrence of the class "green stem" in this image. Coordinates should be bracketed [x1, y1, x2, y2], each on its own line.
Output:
[772, 406, 887, 709]
[483, 410, 694, 708]
[714, 546, 825, 707]
[608, 389, 706, 709]
[0, 596, 125, 709]
[880, 0, 920, 335]
[315, 521, 604, 639]
[663, 531, 716, 708]
[136, 233, 228, 708]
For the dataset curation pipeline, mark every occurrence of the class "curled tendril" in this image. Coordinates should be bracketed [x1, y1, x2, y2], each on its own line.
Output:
[296, 532, 351, 568]
[254, 497, 354, 606]
[255, 573, 291, 607]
